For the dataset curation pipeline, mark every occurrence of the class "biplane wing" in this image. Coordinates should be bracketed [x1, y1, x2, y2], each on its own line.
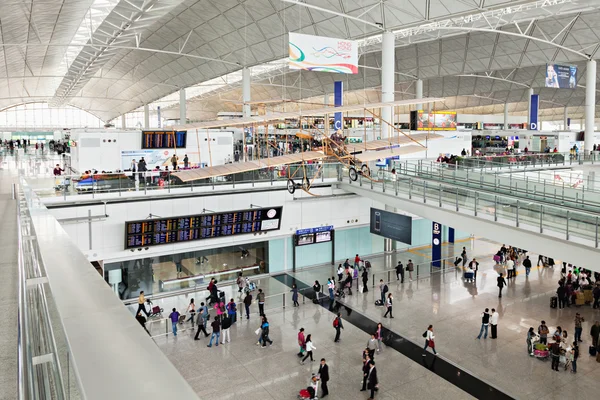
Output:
[172, 151, 325, 182]
[346, 133, 443, 153]
[353, 145, 427, 163]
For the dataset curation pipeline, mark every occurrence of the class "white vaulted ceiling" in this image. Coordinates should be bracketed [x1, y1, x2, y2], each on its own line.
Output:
[2, 0, 600, 122]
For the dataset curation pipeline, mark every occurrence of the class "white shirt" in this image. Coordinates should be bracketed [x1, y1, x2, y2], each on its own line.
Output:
[426, 330, 435, 341]
[305, 341, 316, 352]
[327, 281, 335, 290]
[490, 311, 499, 325]
[506, 259, 515, 270]
[337, 267, 344, 275]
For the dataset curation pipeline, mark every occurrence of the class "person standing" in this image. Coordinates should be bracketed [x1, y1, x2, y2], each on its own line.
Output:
[505, 257, 514, 279]
[461, 247, 467, 266]
[168, 308, 180, 336]
[301, 334, 315, 364]
[523, 255, 532, 277]
[327, 278, 335, 300]
[360, 353, 372, 392]
[476, 308, 490, 339]
[383, 293, 394, 318]
[490, 308, 499, 339]
[53, 164, 64, 176]
[361, 268, 369, 293]
[337, 264, 344, 281]
[221, 314, 232, 344]
[291, 284, 299, 307]
[422, 325, 438, 356]
[407, 259, 414, 281]
[135, 312, 150, 335]
[207, 317, 221, 347]
[354, 254, 361, 269]
[318, 358, 329, 398]
[395, 261, 404, 282]
[538, 320, 549, 345]
[590, 321, 600, 348]
[227, 298, 237, 324]
[243, 291, 252, 319]
[236, 273, 245, 293]
[170, 154, 178, 170]
[570, 342, 579, 373]
[333, 313, 344, 342]
[593, 284, 600, 309]
[557, 283, 567, 309]
[257, 289, 265, 316]
[183, 154, 189, 168]
[185, 298, 196, 324]
[469, 258, 479, 281]
[193, 306, 209, 340]
[375, 323, 383, 352]
[379, 280, 388, 305]
[574, 313, 585, 343]
[260, 316, 273, 347]
[497, 273, 507, 298]
[550, 339, 561, 371]
[366, 361, 378, 400]
[137, 291, 149, 317]
[297, 327, 306, 357]
[526, 327, 535, 356]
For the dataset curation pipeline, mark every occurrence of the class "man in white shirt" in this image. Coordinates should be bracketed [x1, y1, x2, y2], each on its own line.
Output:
[490, 308, 499, 339]
[506, 258, 515, 279]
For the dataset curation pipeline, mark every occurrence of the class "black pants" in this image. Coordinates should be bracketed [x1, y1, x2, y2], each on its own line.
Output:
[491, 324, 497, 338]
[551, 355, 560, 370]
[498, 287, 503, 297]
[593, 297, 600, 309]
[321, 380, 328, 396]
[370, 387, 376, 398]
[361, 375, 368, 391]
[559, 296, 567, 309]
[245, 304, 250, 318]
[384, 306, 393, 318]
[334, 327, 341, 342]
[194, 323, 208, 339]
[258, 303, 264, 316]
[302, 351, 313, 362]
[368, 349, 375, 360]
[474, 270, 478, 281]
[507, 269, 513, 278]
[137, 303, 149, 317]
[539, 337, 547, 345]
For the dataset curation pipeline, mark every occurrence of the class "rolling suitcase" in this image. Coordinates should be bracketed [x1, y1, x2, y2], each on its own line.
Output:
[589, 346, 597, 356]
[550, 296, 558, 309]
[454, 258, 462, 267]
[375, 300, 383, 306]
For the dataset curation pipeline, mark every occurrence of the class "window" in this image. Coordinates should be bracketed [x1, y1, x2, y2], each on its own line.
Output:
[0, 103, 104, 129]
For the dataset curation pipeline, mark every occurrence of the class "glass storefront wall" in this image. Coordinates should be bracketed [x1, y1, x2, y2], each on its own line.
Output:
[104, 241, 268, 300]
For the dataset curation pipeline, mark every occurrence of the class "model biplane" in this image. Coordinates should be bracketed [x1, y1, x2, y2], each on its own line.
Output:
[172, 98, 444, 195]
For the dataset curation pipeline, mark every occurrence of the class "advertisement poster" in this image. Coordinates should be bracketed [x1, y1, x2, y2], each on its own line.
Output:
[289, 32, 358, 74]
[121, 150, 174, 171]
[369, 208, 412, 244]
[416, 111, 457, 131]
[545, 64, 577, 89]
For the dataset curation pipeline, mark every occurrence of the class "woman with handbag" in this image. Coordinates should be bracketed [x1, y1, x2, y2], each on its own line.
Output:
[422, 325, 438, 356]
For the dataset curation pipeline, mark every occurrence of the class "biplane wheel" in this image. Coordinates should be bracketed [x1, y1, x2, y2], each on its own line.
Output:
[302, 176, 310, 190]
[287, 179, 296, 194]
[361, 164, 370, 177]
[349, 167, 358, 181]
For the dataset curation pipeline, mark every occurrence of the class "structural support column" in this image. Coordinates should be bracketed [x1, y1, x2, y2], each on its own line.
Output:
[179, 89, 186, 125]
[121, 114, 126, 129]
[415, 79, 423, 111]
[242, 67, 251, 118]
[503, 103, 509, 130]
[527, 87, 534, 128]
[383, 205, 396, 253]
[564, 106, 569, 130]
[381, 31, 395, 138]
[585, 60, 596, 153]
[143, 104, 149, 129]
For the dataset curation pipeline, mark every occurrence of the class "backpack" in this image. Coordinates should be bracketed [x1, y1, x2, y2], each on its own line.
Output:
[333, 318, 339, 328]
[422, 331, 427, 338]
[383, 284, 389, 293]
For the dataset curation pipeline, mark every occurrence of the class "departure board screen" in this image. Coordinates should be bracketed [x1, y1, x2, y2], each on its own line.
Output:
[124, 207, 283, 249]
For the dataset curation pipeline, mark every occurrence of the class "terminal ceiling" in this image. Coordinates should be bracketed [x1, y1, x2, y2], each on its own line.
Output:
[1, 0, 600, 122]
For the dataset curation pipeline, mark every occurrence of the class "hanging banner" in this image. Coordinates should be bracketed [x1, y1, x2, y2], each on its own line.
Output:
[432, 221, 442, 268]
[334, 81, 343, 131]
[288, 32, 358, 74]
[529, 94, 539, 130]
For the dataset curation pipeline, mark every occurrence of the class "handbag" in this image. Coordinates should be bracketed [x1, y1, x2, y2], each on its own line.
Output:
[255, 328, 261, 335]
[428, 340, 435, 348]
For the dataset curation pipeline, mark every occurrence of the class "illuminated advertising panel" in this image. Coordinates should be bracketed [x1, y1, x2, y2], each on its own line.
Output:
[289, 33, 358, 74]
[545, 64, 577, 89]
[415, 111, 457, 131]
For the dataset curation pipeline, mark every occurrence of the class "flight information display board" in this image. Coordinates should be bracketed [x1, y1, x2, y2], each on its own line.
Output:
[124, 207, 283, 249]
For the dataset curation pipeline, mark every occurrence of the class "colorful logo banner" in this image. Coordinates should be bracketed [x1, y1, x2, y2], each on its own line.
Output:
[289, 32, 358, 74]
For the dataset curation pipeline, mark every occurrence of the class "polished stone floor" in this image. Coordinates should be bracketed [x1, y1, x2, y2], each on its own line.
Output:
[151, 239, 600, 399]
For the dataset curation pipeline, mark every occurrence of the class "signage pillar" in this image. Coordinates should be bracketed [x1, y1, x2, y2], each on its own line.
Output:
[432, 222, 442, 267]
[503, 103, 509, 130]
[415, 79, 423, 111]
[381, 31, 395, 138]
[528, 90, 539, 131]
[179, 88, 186, 124]
[334, 81, 343, 131]
[143, 104, 149, 129]
[585, 59, 596, 153]
[242, 67, 251, 118]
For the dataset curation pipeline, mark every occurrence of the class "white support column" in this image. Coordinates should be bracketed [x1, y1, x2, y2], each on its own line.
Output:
[527, 87, 534, 128]
[563, 106, 568, 130]
[381, 31, 395, 138]
[144, 104, 149, 129]
[585, 60, 596, 153]
[415, 79, 423, 111]
[324, 93, 329, 106]
[121, 114, 126, 129]
[179, 89, 186, 124]
[503, 103, 509, 130]
[242, 67, 251, 118]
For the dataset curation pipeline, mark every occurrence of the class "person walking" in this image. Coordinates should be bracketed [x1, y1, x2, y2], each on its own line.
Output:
[236, 273, 245, 293]
[183, 154, 189, 168]
[327, 278, 335, 301]
[137, 291, 149, 317]
[469, 258, 479, 281]
[476, 308, 490, 339]
[407, 260, 414, 281]
[490, 308, 499, 339]
[243, 291, 252, 319]
[297, 328, 306, 357]
[538, 320, 549, 345]
[257, 289, 265, 316]
[379, 280, 388, 305]
[497, 273, 507, 298]
[557, 283, 567, 309]
[168, 308, 180, 336]
[395, 261, 404, 282]
[375, 323, 383, 352]
[170, 154, 178, 170]
[422, 325, 438, 356]
[260, 316, 273, 348]
[383, 293, 394, 318]
[506, 257, 515, 279]
[574, 313, 585, 343]
[135, 312, 150, 335]
[361, 353, 373, 392]
[207, 317, 221, 347]
[550, 339, 561, 371]
[221, 314, 232, 344]
[337, 264, 344, 281]
[593, 284, 600, 309]
[523, 255, 532, 277]
[226, 298, 237, 324]
[570, 342, 579, 373]
[301, 334, 315, 364]
[354, 254, 361, 269]
[333, 313, 344, 342]
[193, 306, 209, 340]
[185, 298, 196, 324]
[461, 247, 467, 266]
[366, 361, 379, 400]
[366, 334, 377, 360]
[318, 358, 329, 398]
[526, 327, 536, 356]
[361, 269, 369, 293]
[291, 284, 300, 307]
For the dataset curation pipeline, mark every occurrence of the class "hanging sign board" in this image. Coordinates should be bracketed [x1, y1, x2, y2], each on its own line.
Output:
[289, 33, 358, 74]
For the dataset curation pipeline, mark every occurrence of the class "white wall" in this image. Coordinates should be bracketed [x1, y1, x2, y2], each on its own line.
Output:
[48, 186, 380, 263]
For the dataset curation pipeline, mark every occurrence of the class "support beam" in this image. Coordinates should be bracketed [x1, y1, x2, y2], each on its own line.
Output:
[527, 88, 534, 129]
[504, 103, 509, 130]
[564, 106, 568, 131]
[381, 32, 395, 138]
[179, 89, 186, 125]
[121, 114, 126, 129]
[242, 67, 251, 118]
[415, 79, 423, 111]
[585, 60, 596, 153]
[144, 104, 149, 129]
